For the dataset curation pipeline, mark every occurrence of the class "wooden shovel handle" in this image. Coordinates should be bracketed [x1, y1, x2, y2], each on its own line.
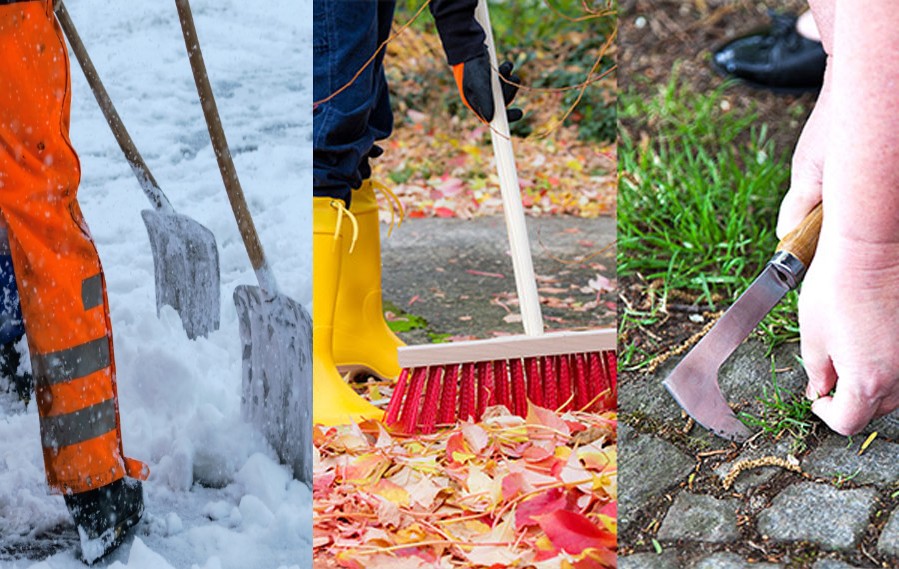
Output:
[775, 202, 823, 268]
[56, 1, 174, 214]
[175, 0, 269, 281]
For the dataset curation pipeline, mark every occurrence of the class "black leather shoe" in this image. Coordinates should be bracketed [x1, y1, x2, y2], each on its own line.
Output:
[712, 12, 826, 94]
[64, 478, 144, 564]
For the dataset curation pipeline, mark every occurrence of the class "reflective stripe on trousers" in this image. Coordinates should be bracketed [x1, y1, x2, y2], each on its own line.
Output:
[0, 1, 147, 493]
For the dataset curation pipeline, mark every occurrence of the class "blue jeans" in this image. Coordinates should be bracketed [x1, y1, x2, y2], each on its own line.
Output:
[313, 0, 396, 206]
[0, 228, 24, 346]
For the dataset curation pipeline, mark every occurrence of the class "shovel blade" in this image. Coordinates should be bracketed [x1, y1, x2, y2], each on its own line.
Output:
[234, 285, 312, 486]
[142, 209, 221, 340]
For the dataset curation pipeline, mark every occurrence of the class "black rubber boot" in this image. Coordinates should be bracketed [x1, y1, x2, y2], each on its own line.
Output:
[64, 478, 144, 564]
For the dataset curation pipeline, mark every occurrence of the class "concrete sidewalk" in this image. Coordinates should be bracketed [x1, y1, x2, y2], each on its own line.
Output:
[381, 215, 616, 345]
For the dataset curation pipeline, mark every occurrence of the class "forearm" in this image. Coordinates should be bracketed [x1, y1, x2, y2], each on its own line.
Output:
[429, 0, 485, 65]
[821, 1, 899, 245]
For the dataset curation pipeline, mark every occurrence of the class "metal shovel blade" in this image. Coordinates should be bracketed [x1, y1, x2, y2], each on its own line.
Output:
[234, 284, 312, 486]
[663, 263, 793, 441]
[142, 209, 221, 340]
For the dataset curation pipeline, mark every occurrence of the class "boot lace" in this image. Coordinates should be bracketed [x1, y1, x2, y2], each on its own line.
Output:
[368, 180, 406, 237]
[331, 199, 359, 254]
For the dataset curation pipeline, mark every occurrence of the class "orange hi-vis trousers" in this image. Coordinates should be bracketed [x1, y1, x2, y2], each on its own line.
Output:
[0, 0, 147, 494]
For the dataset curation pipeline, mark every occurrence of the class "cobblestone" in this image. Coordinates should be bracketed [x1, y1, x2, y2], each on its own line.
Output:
[619, 425, 695, 533]
[811, 558, 864, 569]
[657, 493, 739, 543]
[756, 482, 878, 550]
[691, 552, 782, 569]
[618, 552, 682, 569]
[877, 507, 899, 557]
[804, 435, 899, 485]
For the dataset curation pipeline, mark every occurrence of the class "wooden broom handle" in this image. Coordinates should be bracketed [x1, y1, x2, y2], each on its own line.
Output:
[56, 1, 174, 215]
[776, 202, 823, 268]
[474, 0, 545, 337]
[175, 0, 276, 293]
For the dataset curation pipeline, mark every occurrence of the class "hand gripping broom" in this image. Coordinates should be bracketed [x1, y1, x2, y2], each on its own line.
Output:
[384, 0, 616, 434]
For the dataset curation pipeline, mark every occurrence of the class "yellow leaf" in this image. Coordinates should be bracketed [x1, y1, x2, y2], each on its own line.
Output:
[597, 512, 617, 535]
[395, 522, 429, 544]
[405, 441, 425, 455]
[403, 455, 441, 475]
[343, 453, 388, 485]
[534, 534, 556, 553]
[461, 144, 481, 157]
[581, 445, 617, 473]
[366, 479, 410, 506]
[859, 432, 877, 456]
[452, 450, 476, 464]
[555, 446, 573, 461]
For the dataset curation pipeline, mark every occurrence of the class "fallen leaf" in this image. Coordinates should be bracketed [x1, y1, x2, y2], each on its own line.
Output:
[535, 510, 616, 555]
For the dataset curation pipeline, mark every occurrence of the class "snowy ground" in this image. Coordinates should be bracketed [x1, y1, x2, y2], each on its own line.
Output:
[0, 0, 311, 567]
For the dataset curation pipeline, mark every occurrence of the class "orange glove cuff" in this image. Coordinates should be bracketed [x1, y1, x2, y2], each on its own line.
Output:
[452, 62, 475, 116]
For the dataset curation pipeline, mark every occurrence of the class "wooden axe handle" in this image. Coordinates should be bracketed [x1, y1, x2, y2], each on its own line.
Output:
[776, 202, 823, 268]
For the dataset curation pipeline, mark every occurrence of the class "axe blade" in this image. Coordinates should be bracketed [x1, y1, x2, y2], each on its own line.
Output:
[663, 263, 793, 441]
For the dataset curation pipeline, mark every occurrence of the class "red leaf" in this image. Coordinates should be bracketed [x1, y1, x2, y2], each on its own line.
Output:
[515, 488, 566, 530]
[500, 472, 532, 501]
[446, 431, 473, 465]
[535, 510, 616, 555]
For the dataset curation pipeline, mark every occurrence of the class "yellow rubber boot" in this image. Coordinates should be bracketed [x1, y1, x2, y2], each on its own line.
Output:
[333, 180, 405, 380]
[313, 197, 383, 426]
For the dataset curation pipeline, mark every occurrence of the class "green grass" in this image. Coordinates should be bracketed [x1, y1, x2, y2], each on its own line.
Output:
[383, 301, 429, 333]
[394, 0, 616, 50]
[738, 358, 814, 451]
[831, 469, 862, 488]
[618, 73, 800, 366]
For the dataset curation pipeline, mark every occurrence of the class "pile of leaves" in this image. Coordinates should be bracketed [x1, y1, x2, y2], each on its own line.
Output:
[313, 405, 617, 568]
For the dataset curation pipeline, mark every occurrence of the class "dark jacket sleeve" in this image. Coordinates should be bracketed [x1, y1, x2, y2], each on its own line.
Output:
[429, 0, 486, 65]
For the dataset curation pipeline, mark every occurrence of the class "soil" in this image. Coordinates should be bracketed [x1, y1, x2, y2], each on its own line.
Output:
[620, 0, 816, 153]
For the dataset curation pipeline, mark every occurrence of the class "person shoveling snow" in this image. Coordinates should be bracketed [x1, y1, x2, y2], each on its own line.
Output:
[0, 1, 148, 562]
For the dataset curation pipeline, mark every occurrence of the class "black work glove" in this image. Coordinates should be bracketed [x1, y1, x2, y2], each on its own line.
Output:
[452, 52, 523, 123]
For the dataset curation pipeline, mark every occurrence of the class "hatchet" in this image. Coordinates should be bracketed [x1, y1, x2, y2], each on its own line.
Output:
[663, 203, 823, 441]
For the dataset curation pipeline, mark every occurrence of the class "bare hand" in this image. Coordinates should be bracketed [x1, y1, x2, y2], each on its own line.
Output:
[798, 233, 899, 435]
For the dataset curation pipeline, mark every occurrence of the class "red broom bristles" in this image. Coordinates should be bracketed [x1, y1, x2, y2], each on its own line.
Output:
[386, 349, 617, 434]
[510, 359, 527, 417]
[436, 364, 459, 426]
[559, 355, 573, 411]
[459, 362, 477, 422]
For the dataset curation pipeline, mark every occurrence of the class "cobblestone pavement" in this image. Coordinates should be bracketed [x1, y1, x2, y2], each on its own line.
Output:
[619, 338, 899, 569]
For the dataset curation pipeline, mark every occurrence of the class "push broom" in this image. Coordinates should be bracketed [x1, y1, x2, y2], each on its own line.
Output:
[384, 0, 616, 434]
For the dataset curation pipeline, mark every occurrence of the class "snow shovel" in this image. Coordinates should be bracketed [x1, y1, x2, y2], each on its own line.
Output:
[56, 1, 220, 341]
[175, 0, 312, 485]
